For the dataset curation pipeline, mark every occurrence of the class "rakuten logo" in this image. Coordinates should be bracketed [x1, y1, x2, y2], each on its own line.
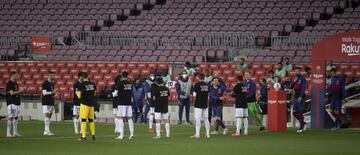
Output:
[342, 44, 360, 56]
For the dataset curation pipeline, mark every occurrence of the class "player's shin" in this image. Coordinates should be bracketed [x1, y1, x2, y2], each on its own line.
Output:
[118, 118, 124, 138]
[149, 114, 154, 129]
[7, 119, 12, 136]
[44, 117, 50, 132]
[243, 117, 249, 135]
[165, 122, 170, 137]
[89, 119, 95, 136]
[204, 119, 210, 136]
[236, 117, 242, 133]
[81, 119, 87, 138]
[12, 118, 18, 135]
[73, 117, 79, 134]
[128, 118, 134, 137]
[195, 118, 201, 136]
[156, 122, 161, 137]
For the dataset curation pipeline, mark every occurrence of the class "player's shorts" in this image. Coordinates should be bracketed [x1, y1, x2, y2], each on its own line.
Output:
[331, 99, 342, 110]
[7, 104, 20, 118]
[293, 98, 305, 113]
[117, 105, 133, 117]
[235, 108, 248, 118]
[113, 108, 118, 115]
[42, 105, 55, 114]
[212, 106, 223, 118]
[73, 105, 80, 116]
[155, 112, 170, 120]
[80, 104, 95, 119]
[194, 108, 208, 120]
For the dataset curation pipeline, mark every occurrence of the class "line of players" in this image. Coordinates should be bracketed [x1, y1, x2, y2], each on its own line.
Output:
[4, 67, 344, 139]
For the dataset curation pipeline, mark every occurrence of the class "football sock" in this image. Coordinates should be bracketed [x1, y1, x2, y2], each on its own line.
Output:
[119, 118, 124, 138]
[156, 123, 161, 137]
[204, 119, 210, 136]
[149, 114, 154, 129]
[81, 119, 87, 138]
[7, 119, 12, 136]
[165, 123, 170, 137]
[195, 118, 201, 136]
[89, 119, 95, 136]
[13, 119, 18, 134]
[128, 119, 134, 137]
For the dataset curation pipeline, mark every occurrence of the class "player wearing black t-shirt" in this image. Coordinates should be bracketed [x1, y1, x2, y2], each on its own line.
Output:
[190, 73, 210, 139]
[42, 71, 57, 136]
[6, 71, 25, 138]
[153, 78, 170, 139]
[114, 71, 134, 140]
[77, 72, 97, 142]
[72, 72, 83, 135]
[231, 76, 249, 137]
[111, 74, 122, 134]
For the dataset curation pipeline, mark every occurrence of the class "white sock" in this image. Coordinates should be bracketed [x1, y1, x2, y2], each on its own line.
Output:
[114, 117, 118, 132]
[119, 118, 124, 138]
[195, 118, 201, 136]
[156, 123, 161, 137]
[7, 119, 12, 136]
[236, 118, 242, 133]
[128, 119, 134, 137]
[73, 118, 79, 133]
[244, 117, 249, 133]
[13, 119, 18, 134]
[44, 117, 50, 132]
[149, 114, 154, 129]
[204, 118, 210, 136]
[165, 123, 170, 137]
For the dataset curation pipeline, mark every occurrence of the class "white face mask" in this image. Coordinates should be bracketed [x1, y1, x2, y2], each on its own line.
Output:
[150, 76, 155, 80]
[182, 74, 187, 79]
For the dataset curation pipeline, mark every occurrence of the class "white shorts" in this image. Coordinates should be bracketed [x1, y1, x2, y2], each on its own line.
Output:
[155, 112, 170, 120]
[42, 105, 55, 114]
[113, 108, 118, 115]
[150, 107, 155, 114]
[73, 105, 80, 116]
[194, 108, 208, 120]
[117, 105, 133, 117]
[235, 108, 248, 118]
[7, 104, 20, 118]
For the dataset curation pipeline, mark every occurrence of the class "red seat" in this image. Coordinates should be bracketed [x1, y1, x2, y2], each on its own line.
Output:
[6, 62, 16, 68]
[77, 63, 86, 69]
[262, 64, 273, 70]
[58, 86, 68, 92]
[106, 63, 116, 69]
[97, 81, 107, 91]
[66, 63, 76, 68]
[22, 74, 32, 80]
[198, 64, 208, 71]
[27, 85, 37, 93]
[96, 63, 106, 68]
[137, 64, 147, 69]
[219, 64, 230, 70]
[107, 81, 115, 87]
[27, 62, 35, 68]
[233, 70, 243, 76]
[33, 74, 41, 80]
[251, 64, 261, 70]
[29, 68, 38, 74]
[56, 63, 66, 68]
[36, 63, 46, 68]
[56, 81, 65, 86]
[69, 68, 79, 74]
[35, 80, 43, 86]
[39, 68, 48, 74]
[49, 68, 59, 73]
[25, 80, 34, 85]
[89, 68, 98, 74]
[47, 63, 56, 68]
[141, 69, 150, 76]
[116, 64, 126, 69]
[339, 65, 349, 71]
[93, 75, 103, 81]
[59, 68, 69, 74]
[209, 64, 219, 70]
[127, 64, 137, 69]
[62, 92, 71, 100]
[63, 75, 72, 81]
[103, 75, 113, 81]
[19, 68, 28, 74]
[86, 63, 96, 68]
[99, 69, 109, 74]
[344, 71, 354, 77]
[223, 70, 233, 76]
[0, 68, 8, 74]
[226, 76, 236, 83]
[158, 63, 168, 70]
[66, 81, 75, 87]
[255, 70, 265, 76]
[16, 63, 26, 68]
[147, 64, 157, 70]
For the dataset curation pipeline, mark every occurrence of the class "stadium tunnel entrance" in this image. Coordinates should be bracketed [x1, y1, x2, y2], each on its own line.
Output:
[311, 31, 360, 128]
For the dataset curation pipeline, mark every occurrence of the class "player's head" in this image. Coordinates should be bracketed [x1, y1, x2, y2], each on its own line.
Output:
[305, 66, 311, 76]
[48, 71, 55, 81]
[204, 69, 210, 76]
[114, 74, 122, 84]
[294, 67, 302, 75]
[268, 70, 274, 76]
[121, 71, 128, 79]
[244, 71, 252, 80]
[181, 70, 188, 79]
[197, 73, 205, 81]
[81, 72, 89, 80]
[283, 75, 290, 81]
[78, 71, 84, 81]
[239, 58, 245, 64]
[260, 78, 266, 85]
[185, 61, 192, 68]
[236, 75, 243, 82]
[330, 68, 337, 77]
[10, 71, 17, 80]
[156, 77, 164, 86]
[284, 57, 290, 64]
[149, 72, 155, 80]
[212, 78, 219, 86]
[135, 78, 142, 86]
[277, 62, 283, 69]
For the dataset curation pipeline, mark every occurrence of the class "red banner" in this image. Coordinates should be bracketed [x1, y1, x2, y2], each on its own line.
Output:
[32, 36, 51, 53]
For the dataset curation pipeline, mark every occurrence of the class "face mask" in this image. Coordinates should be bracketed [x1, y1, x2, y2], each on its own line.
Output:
[150, 76, 155, 80]
[182, 74, 187, 79]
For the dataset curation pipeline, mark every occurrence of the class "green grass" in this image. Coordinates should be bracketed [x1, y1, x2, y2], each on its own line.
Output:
[0, 121, 359, 155]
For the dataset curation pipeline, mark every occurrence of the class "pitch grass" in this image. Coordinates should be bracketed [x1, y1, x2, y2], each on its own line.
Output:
[0, 121, 359, 155]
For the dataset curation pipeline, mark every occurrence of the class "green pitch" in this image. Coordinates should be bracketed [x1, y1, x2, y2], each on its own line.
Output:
[0, 121, 359, 155]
